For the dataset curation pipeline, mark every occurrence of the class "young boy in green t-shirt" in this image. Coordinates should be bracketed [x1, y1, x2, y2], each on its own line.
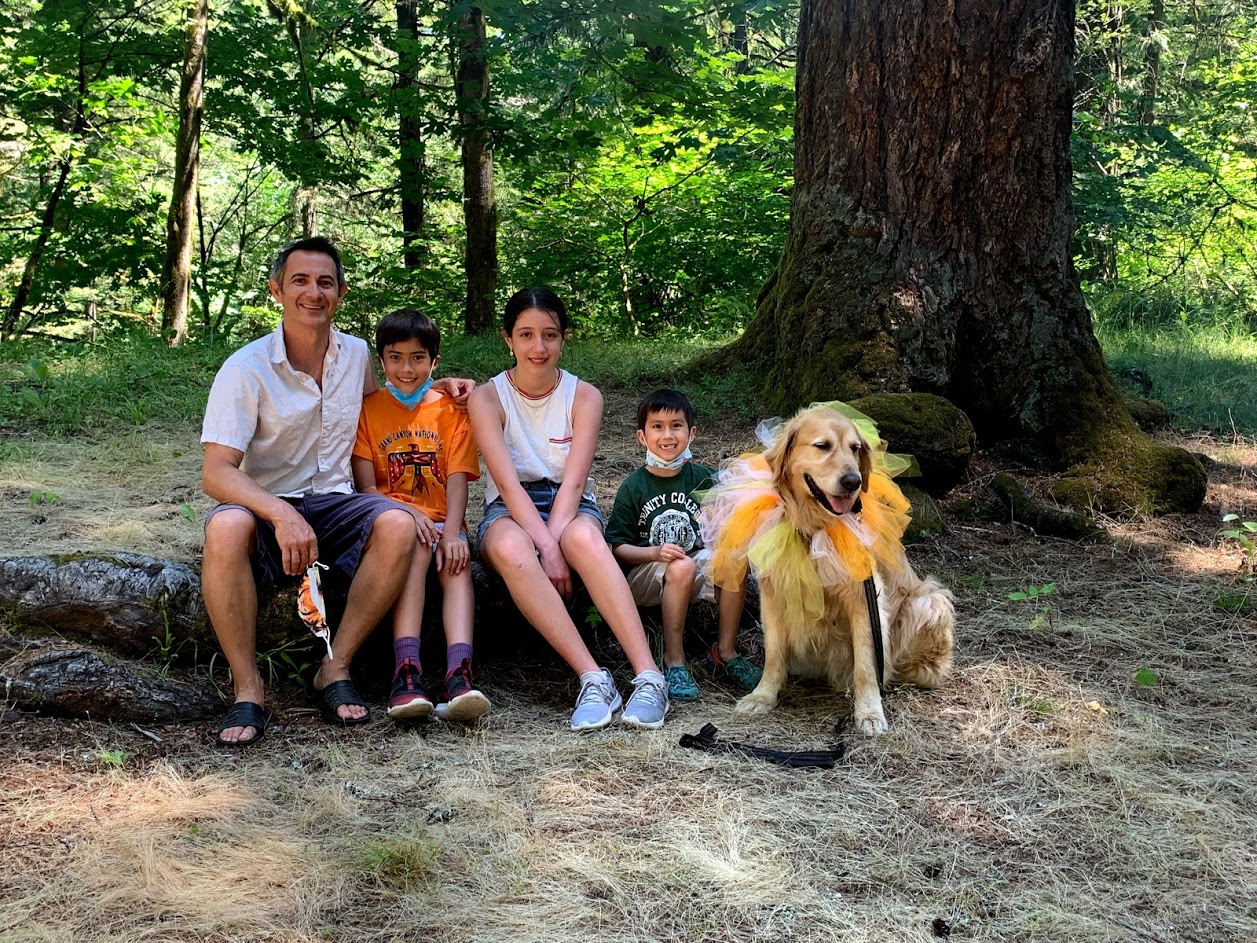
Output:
[606, 389, 762, 701]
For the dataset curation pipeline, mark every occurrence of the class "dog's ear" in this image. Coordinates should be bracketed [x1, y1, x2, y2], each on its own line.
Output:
[857, 435, 873, 492]
[765, 420, 799, 491]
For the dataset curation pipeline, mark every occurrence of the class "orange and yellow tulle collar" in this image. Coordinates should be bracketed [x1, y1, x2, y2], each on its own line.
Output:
[699, 402, 912, 624]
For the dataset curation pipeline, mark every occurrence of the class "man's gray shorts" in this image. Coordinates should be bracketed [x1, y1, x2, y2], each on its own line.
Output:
[204, 492, 402, 587]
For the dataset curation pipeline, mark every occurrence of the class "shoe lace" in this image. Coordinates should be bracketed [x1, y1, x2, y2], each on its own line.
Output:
[576, 675, 611, 707]
[628, 677, 667, 712]
[448, 660, 473, 695]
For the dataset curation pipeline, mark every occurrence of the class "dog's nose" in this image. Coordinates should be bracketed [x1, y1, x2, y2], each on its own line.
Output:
[840, 471, 862, 493]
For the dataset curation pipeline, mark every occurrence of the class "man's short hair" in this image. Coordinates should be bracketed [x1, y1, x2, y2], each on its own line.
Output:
[375, 309, 441, 358]
[270, 237, 346, 289]
[637, 388, 696, 430]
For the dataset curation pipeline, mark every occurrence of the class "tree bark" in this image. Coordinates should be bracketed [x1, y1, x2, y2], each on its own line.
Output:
[1139, 0, 1164, 125]
[455, 5, 497, 335]
[159, 0, 209, 348]
[397, 0, 426, 269]
[1, 646, 219, 722]
[703, 0, 1204, 513]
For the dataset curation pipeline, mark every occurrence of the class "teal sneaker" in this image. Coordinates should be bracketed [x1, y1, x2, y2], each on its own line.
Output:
[664, 664, 701, 702]
[708, 644, 763, 692]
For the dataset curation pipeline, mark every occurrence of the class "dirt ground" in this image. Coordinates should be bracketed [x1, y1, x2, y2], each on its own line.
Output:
[1, 394, 1255, 942]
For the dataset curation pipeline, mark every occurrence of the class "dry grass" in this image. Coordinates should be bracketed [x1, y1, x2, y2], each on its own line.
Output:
[2, 403, 1256, 942]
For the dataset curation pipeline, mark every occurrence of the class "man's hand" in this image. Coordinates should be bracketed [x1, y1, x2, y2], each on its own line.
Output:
[655, 543, 688, 563]
[433, 377, 475, 408]
[272, 502, 320, 575]
[436, 530, 469, 575]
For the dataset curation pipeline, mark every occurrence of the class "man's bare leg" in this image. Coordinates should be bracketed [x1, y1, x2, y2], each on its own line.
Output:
[203, 509, 265, 744]
[312, 509, 418, 720]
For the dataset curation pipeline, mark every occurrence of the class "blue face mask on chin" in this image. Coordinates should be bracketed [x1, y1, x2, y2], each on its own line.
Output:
[645, 447, 691, 471]
[386, 376, 434, 408]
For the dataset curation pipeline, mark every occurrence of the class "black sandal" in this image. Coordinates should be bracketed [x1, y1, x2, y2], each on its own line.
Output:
[214, 701, 272, 748]
[307, 678, 371, 726]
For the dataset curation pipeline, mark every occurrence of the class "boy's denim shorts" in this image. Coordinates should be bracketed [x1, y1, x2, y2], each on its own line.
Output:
[476, 479, 605, 549]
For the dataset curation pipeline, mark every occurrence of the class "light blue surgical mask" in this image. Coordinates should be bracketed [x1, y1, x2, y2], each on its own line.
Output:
[386, 376, 434, 408]
[645, 448, 691, 471]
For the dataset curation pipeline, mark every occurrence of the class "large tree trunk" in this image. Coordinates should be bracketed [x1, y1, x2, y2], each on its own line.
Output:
[706, 0, 1203, 513]
[159, 0, 209, 348]
[397, 0, 426, 269]
[455, 5, 497, 335]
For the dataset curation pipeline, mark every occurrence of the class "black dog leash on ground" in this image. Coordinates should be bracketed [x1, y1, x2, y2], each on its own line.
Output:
[679, 722, 846, 769]
[864, 575, 885, 691]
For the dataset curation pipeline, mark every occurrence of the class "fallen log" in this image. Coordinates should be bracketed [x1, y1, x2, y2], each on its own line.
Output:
[0, 552, 207, 655]
[1, 643, 219, 722]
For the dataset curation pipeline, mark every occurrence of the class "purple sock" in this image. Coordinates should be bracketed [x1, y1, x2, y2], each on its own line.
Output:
[394, 636, 421, 675]
[446, 642, 473, 678]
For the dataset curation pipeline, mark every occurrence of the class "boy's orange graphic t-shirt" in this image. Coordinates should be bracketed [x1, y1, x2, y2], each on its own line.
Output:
[353, 390, 480, 523]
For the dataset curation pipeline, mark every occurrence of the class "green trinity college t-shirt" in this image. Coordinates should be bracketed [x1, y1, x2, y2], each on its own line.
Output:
[605, 462, 716, 553]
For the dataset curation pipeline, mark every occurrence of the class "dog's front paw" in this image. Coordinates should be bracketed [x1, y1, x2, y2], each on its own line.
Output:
[853, 702, 889, 736]
[735, 689, 778, 714]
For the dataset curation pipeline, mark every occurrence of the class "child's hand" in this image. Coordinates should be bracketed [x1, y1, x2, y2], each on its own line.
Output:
[436, 531, 469, 575]
[656, 543, 688, 563]
[539, 543, 573, 600]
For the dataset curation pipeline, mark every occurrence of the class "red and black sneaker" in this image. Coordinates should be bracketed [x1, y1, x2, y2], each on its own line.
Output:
[435, 659, 491, 722]
[387, 661, 433, 720]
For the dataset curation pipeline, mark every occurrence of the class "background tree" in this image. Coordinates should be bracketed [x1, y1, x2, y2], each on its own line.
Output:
[705, 0, 1205, 512]
[159, 0, 209, 347]
[454, 2, 496, 334]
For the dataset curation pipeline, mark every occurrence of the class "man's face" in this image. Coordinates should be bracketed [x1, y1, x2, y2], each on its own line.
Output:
[268, 249, 346, 330]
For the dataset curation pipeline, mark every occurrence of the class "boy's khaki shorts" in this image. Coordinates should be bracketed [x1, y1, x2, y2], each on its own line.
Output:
[625, 548, 718, 607]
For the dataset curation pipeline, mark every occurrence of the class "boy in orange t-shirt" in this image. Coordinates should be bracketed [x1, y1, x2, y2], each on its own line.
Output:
[352, 309, 487, 722]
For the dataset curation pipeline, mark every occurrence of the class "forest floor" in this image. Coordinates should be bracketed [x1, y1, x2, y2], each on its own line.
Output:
[1, 388, 1256, 943]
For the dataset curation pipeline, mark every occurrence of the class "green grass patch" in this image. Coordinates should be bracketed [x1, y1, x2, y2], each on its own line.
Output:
[0, 333, 228, 437]
[1097, 320, 1257, 435]
[358, 835, 439, 889]
[0, 331, 764, 438]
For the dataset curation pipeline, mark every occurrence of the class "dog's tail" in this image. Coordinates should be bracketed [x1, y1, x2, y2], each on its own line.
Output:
[890, 576, 955, 689]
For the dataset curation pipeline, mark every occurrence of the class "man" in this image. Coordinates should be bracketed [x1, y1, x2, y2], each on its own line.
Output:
[201, 237, 472, 747]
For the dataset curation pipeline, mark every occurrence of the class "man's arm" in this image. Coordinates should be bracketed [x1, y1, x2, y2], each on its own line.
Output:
[433, 377, 475, 408]
[203, 442, 318, 576]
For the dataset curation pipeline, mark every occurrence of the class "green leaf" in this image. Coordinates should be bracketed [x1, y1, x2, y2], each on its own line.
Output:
[1133, 668, 1158, 687]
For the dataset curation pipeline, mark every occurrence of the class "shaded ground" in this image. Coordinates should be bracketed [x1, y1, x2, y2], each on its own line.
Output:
[2, 395, 1256, 942]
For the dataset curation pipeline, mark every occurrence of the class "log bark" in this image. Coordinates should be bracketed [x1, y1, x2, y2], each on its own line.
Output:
[701, 0, 1204, 514]
[1, 645, 218, 722]
[0, 553, 207, 655]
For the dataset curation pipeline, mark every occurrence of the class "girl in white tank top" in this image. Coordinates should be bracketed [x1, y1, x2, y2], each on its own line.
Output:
[468, 289, 668, 732]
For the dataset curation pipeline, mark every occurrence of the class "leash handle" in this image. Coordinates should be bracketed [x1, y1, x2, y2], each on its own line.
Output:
[678, 723, 845, 769]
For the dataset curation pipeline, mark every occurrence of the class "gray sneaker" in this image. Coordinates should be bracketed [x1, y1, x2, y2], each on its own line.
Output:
[621, 670, 670, 730]
[570, 669, 622, 731]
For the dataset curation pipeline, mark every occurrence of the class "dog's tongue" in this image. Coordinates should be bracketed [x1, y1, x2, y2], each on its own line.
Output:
[827, 492, 857, 515]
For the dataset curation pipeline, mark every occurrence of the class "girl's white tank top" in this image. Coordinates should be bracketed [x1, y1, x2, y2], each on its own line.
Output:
[483, 369, 597, 506]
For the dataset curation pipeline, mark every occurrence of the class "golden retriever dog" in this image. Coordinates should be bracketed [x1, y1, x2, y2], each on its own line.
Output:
[734, 405, 954, 734]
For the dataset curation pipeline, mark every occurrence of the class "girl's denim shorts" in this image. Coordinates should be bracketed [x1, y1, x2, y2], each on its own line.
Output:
[476, 479, 604, 549]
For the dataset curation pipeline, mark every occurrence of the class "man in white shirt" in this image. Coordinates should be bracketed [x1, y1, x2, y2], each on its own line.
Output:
[201, 237, 471, 747]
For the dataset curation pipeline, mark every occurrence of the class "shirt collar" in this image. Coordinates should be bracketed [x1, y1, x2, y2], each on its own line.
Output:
[268, 324, 340, 367]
